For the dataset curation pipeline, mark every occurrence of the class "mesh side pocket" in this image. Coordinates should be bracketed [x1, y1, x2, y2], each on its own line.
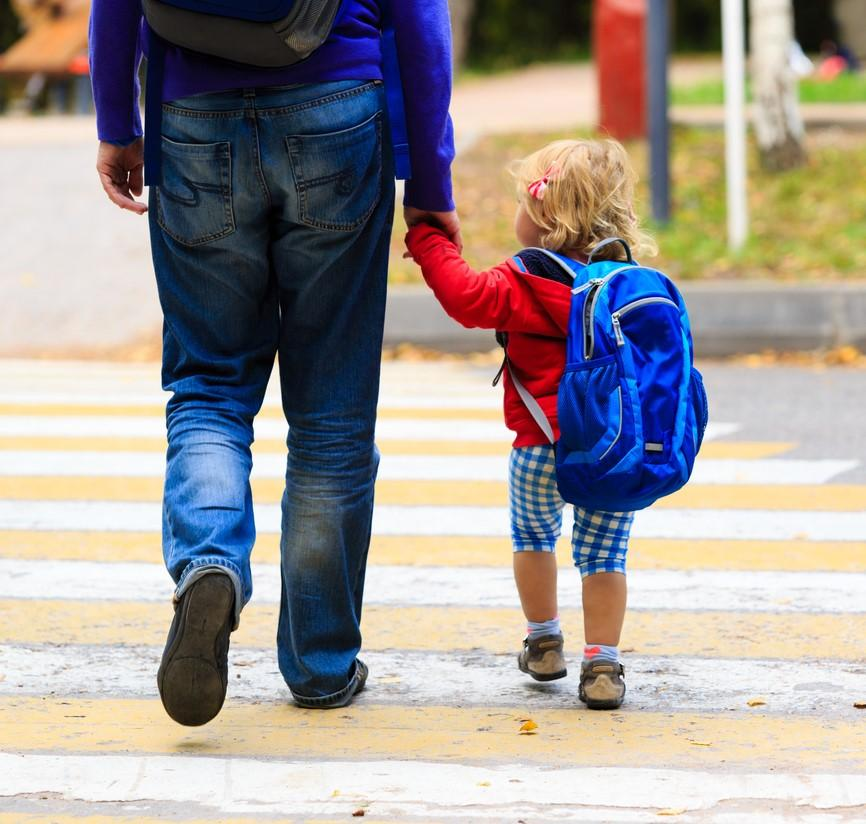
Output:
[279, 0, 341, 55]
[557, 356, 623, 463]
[690, 366, 709, 452]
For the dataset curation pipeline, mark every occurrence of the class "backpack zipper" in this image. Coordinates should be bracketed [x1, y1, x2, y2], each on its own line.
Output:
[610, 296, 680, 347]
[582, 279, 604, 357]
[582, 264, 637, 359]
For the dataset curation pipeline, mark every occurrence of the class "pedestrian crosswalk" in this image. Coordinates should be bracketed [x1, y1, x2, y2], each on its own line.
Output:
[0, 358, 864, 822]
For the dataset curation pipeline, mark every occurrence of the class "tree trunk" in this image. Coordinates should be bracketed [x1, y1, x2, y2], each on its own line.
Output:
[749, 0, 806, 172]
[448, 0, 475, 70]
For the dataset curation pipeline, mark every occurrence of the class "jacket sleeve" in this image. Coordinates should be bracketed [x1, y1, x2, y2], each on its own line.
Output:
[390, 0, 455, 212]
[406, 224, 562, 335]
[89, 0, 144, 143]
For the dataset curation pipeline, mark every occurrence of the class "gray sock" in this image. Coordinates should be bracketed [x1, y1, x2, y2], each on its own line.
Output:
[526, 616, 561, 640]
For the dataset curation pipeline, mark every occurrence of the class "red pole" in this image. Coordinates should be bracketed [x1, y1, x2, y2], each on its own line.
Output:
[594, 0, 647, 140]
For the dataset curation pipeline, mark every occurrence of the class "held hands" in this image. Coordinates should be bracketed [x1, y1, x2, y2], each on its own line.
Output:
[96, 139, 148, 215]
[403, 206, 462, 259]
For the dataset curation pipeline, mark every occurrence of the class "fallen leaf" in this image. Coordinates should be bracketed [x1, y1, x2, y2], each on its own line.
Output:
[687, 739, 712, 747]
[330, 790, 340, 798]
[657, 810, 686, 817]
[477, 781, 491, 787]
[747, 697, 767, 707]
[854, 701, 866, 709]
[518, 720, 538, 734]
[352, 810, 365, 818]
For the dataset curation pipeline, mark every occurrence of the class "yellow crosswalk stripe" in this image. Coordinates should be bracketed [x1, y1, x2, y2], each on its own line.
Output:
[1, 531, 863, 572]
[0, 434, 795, 460]
[2, 475, 862, 511]
[2, 599, 863, 660]
[1, 697, 863, 770]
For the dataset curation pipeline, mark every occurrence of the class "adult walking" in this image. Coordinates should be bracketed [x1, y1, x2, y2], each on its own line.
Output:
[90, 0, 458, 725]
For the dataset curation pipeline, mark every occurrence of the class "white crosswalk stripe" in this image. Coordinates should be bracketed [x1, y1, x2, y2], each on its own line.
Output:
[3, 644, 865, 716]
[1, 753, 863, 821]
[1, 499, 863, 540]
[2, 558, 866, 612]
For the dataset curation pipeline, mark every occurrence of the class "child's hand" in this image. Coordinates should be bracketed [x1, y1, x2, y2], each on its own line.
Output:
[404, 207, 463, 252]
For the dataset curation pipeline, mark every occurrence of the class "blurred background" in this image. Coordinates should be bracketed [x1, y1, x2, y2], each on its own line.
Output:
[0, 0, 865, 360]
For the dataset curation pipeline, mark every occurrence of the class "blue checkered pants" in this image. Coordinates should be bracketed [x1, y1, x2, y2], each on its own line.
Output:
[509, 444, 634, 577]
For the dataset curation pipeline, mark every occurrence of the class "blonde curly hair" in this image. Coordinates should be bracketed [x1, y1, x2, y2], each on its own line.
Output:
[513, 138, 657, 260]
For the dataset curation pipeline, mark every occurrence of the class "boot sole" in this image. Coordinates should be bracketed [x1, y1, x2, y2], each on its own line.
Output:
[157, 574, 233, 727]
[518, 657, 567, 682]
[580, 673, 625, 710]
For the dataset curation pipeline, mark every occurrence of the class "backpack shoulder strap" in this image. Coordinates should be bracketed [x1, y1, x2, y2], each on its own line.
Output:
[513, 247, 583, 286]
[507, 360, 555, 444]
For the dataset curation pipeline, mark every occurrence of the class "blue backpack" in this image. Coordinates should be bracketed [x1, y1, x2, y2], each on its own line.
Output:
[507, 238, 708, 512]
[142, 0, 410, 186]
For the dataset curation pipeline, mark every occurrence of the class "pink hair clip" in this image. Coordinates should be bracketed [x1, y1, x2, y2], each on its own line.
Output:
[527, 164, 558, 201]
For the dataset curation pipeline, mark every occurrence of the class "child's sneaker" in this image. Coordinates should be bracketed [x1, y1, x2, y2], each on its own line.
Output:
[517, 633, 567, 681]
[578, 659, 625, 709]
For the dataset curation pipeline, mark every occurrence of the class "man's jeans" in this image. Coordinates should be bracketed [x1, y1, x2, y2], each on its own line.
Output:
[148, 80, 394, 705]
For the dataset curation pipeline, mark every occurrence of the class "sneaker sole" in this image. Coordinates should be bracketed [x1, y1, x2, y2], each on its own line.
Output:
[157, 574, 233, 727]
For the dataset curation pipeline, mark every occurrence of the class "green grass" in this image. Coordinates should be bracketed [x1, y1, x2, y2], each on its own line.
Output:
[390, 126, 866, 283]
[671, 72, 866, 105]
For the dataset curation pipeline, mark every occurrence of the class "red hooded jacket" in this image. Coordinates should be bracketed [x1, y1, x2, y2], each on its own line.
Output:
[406, 224, 572, 448]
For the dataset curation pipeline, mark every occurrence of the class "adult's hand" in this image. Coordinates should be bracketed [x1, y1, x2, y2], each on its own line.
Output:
[404, 206, 462, 252]
[96, 139, 148, 215]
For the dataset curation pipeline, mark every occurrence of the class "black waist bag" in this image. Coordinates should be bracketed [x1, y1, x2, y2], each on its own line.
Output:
[141, 0, 343, 68]
[142, 0, 344, 185]
[141, 0, 411, 188]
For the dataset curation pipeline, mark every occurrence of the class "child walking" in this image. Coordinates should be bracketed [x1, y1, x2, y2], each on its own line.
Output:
[405, 138, 657, 709]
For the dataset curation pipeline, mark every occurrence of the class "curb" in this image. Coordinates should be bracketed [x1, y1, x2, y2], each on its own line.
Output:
[383, 282, 866, 357]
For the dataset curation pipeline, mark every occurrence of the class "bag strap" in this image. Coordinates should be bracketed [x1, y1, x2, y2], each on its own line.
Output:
[143, 30, 167, 187]
[380, 0, 411, 180]
[508, 360, 555, 444]
[492, 334, 555, 445]
[495, 249, 574, 445]
[517, 248, 579, 282]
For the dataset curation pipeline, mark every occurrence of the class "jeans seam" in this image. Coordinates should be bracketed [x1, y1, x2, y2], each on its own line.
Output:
[290, 663, 360, 707]
[255, 81, 379, 118]
[250, 109, 272, 209]
[162, 82, 379, 120]
[175, 558, 245, 630]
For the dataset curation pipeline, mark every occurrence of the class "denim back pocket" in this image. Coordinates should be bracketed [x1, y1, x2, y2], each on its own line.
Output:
[156, 137, 235, 247]
[286, 111, 382, 232]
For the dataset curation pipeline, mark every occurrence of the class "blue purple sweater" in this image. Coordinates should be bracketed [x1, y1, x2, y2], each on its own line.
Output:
[89, 0, 455, 211]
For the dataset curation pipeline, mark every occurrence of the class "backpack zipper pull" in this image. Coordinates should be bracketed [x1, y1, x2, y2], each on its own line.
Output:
[612, 314, 625, 346]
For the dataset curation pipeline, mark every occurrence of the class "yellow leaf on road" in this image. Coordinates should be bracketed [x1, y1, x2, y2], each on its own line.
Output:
[747, 697, 767, 707]
[518, 719, 538, 734]
[657, 809, 686, 817]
